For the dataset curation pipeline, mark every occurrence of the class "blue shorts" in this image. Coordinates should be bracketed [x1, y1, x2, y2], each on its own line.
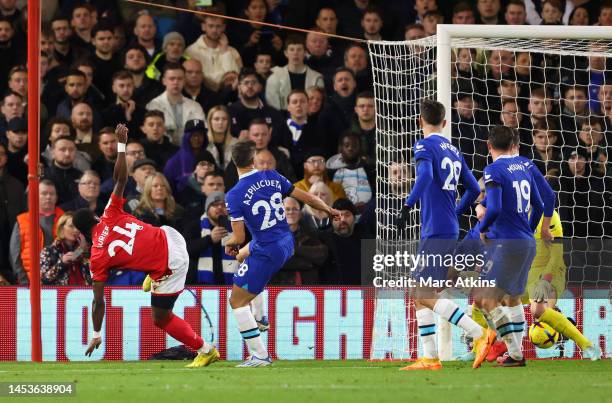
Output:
[233, 235, 294, 295]
[413, 237, 457, 281]
[481, 239, 536, 296]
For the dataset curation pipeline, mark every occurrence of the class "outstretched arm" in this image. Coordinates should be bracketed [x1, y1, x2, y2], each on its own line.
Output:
[290, 187, 340, 219]
[85, 281, 105, 356]
[112, 124, 129, 198]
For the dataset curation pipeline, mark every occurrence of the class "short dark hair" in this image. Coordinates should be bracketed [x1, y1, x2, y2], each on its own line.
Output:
[51, 135, 76, 148]
[91, 21, 114, 38]
[356, 91, 374, 101]
[231, 140, 257, 169]
[203, 170, 224, 181]
[162, 62, 185, 76]
[363, 6, 383, 19]
[332, 198, 357, 216]
[73, 208, 98, 241]
[71, 58, 95, 72]
[562, 84, 587, 96]
[65, 69, 87, 81]
[143, 109, 165, 121]
[578, 115, 605, 130]
[238, 67, 261, 84]
[453, 1, 474, 15]
[284, 34, 305, 50]
[488, 125, 515, 151]
[339, 131, 361, 146]
[2, 91, 22, 104]
[506, 0, 526, 10]
[112, 70, 133, 82]
[420, 99, 445, 126]
[248, 117, 270, 129]
[334, 67, 355, 81]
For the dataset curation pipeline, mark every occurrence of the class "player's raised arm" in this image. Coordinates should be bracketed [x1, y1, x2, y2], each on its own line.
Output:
[112, 124, 129, 198]
[85, 281, 105, 356]
[290, 187, 340, 219]
[455, 159, 480, 216]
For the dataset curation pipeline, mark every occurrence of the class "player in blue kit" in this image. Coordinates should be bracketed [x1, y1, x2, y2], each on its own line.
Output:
[224, 140, 339, 367]
[474, 126, 544, 367]
[395, 100, 496, 371]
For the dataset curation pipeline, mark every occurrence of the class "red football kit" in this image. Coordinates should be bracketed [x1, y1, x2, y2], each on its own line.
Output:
[89, 193, 170, 282]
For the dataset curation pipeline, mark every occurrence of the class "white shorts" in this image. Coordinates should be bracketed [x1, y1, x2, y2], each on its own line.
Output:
[151, 226, 189, 296]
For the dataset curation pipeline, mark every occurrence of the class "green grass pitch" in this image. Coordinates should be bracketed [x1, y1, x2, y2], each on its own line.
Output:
[0, 360, 610, 403]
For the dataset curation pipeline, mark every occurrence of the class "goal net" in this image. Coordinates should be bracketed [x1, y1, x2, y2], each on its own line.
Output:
[368, 25, 612, 360]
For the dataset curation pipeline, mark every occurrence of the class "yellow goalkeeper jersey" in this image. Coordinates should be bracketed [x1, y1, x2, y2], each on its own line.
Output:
[534, 210, 563, 239]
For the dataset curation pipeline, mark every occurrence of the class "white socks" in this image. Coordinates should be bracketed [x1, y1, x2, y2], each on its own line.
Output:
[506, 304, 526, 358]
[250, 293, 264, 322]
[233, 305, 268, 358]
[416, 308, 437, 359]
[491, 306, 523, 360]
[433, 298, 484, 340]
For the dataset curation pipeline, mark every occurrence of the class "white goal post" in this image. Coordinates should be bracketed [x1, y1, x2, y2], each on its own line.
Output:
[368, 25, 612, 361]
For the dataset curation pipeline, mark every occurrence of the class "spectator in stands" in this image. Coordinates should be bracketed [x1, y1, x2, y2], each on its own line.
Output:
[132, 172, 184, 229]
[294, 150, 346, 202]
[52, 15, 81, 68]
[452, 2, 476, 24]
[179, 168, 223, 220]
[125, 157, 157, 211]
[361, 7, 384, 41]
[576, 116, 608, 176]
[163, 118, 215, 192]
[206, 105, 237, 169]
[522, 86, 552, 143]
[477, 0, 502, 24]
[326, 131, 374, 212]
[413, 0, 437, 24]
[225, 118, 295, 189]
[254, 52, 273, 80]
[229, 0, 283, 67]
[124, 44, 164, 105]
[266, 35, 324, 111]
[344, 44, 372, 93]
[43, 136, 82, 204]
[452, 92, 489, 174]
[568, 6, 590, 25]
[5, 116, 27, 185]
[529, 120, 562, 178]
[0, 16, 25, 95]
[185, 14, 243, 92]
[56, 70, 92, 120]
[351, 91, 376, 164]
[102, 70, 146, 136]
[90, 21, 122, 100]
[70, 101, 98, 157]
[596, 82, 612, 130]
[318, 68, 358, 155]
[187, 191, 236, 285]
[541, 0, 563, 24]
[504, 0, 527, 25]
[139, 109, 178, 169]
[73, 59, 105, 110]
[7, 65, 26, 100]
[306, 86, 325, 123]
[500, 99, 522, 129]
[41, 117, 90, 171]
[599, 1, 612, 26]
[60, 170, 104, 215]
[40, 211, 91, 286]
[0, 91, 23, 136]
[304, 31, 338, 88]
[0, 141, 25, 284]
[277, 89, 320, 177]
[132, 11, 159, 57]
[91, 127, 118, 181]
[319, 198, 367, 285]
[302, 181, 333, 231]
[422, 10, 444, 36]
[146, 32, 187, 82]
[70, 4, 94, 52]
[229, 68, 283, 138]
[560, 85, 589, 144]
[146, 63, 205, 146]
[10, 179, 63, 285]
[315, 7, 338, 35]
[99, 139, 146, 200]
[182, 59, 222, 116]
[273, 196, 328, 285]
[405, 23, 427, 41]
[254, 149, 276, 171]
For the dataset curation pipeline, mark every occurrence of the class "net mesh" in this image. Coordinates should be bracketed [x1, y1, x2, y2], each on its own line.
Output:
[368, 34, 612, 360]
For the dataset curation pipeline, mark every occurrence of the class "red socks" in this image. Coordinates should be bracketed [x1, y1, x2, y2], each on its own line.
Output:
[158, 313, 204, 351]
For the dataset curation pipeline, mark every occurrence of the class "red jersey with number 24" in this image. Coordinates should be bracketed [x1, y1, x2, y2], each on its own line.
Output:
[89, 193, 169, 282]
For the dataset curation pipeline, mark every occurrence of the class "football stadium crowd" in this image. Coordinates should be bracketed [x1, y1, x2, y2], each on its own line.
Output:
[0, 0, 610, 287]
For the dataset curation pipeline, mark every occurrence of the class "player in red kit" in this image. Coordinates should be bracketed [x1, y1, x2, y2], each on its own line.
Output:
[75, 124, 219, 368]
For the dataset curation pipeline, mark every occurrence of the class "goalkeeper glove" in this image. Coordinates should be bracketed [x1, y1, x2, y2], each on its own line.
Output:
[531, 279, 555, 303]
[395, 204, 411, 231]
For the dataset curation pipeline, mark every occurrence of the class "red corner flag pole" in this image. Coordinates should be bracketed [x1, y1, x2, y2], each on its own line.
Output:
[27, 0, 42, 362]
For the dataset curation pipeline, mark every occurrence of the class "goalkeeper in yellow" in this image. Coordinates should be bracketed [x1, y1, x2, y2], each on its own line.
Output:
[526, 210, 600, 360]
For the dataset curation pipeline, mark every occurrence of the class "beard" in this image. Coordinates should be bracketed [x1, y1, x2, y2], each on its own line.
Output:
[126, 66, 146, 75]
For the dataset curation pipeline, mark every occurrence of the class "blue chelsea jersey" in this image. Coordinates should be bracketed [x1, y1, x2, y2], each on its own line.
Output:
[414, 134, 471, 238]
[483, 155, 537, 239]
[225, 169, 294, 244]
